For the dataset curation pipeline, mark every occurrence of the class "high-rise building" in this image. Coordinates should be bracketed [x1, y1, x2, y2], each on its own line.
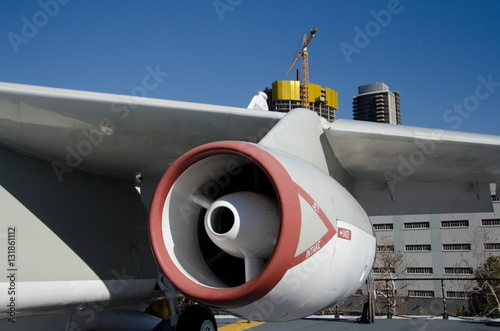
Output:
[264, 81, 339, 122]
[352, 82, 401, 124]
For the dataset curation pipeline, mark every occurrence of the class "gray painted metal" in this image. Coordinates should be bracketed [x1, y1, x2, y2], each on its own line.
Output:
[0, 146, 157, 283]
[0, 82, 283, 183]
[325, 120, 500, 215]
[326, 119, 500, 183]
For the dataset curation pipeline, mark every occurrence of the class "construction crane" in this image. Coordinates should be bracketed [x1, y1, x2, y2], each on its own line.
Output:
[286, 28, 317, 110]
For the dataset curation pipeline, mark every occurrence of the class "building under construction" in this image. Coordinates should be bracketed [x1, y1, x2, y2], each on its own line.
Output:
[264, 81, 339, 122]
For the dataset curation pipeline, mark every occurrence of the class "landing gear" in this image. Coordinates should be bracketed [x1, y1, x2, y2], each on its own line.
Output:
[359, 276, 375, 324]
[150, 274, 217, 330]
[176, 305, 217, 331]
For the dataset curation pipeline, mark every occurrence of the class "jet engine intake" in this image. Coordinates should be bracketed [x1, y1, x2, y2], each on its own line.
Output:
[149, 141, 376, 321]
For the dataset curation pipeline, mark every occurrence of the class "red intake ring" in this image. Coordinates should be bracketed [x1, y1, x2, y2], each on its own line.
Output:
[149, 141, 301, 308]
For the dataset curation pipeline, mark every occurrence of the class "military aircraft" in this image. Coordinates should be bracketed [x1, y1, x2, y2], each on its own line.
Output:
[1, 82, 499, 330]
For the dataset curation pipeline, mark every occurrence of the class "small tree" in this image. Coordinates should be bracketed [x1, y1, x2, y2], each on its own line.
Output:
[373, 235, 405, 317]
[470, 226, 491, 269]
[470, 255, 500, 317]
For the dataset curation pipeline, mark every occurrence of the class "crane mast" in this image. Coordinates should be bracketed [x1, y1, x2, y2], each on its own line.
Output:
[286, 28, 317, 109]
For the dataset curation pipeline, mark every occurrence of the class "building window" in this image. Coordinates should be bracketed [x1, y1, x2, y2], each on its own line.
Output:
[446, 291, 470, 299]
[405, 244, 431, 252]
[408, 290, 434, 298]
[373, 223, 393, 231]
[404, 222, 430, 230]
[377, 245, 395, 252]
[442, 244, 471, 251]
[441, 220, 469, 228]
[373, 267, 396, 274]
[444, 267, 473, 275]
[482, 219, 500, 226]
[484, 243, 500, 251]
[406, 267, 433, 274]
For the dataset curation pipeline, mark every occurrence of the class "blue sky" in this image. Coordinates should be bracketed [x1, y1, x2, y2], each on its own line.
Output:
[1, 1, 499, 135]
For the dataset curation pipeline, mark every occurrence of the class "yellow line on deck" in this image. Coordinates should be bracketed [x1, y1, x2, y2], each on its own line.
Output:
[218, 320, 266, 330]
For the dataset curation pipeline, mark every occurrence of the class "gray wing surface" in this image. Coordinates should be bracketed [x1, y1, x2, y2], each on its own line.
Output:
[0, 82, 283, 181]
[324, 119, 500, 215]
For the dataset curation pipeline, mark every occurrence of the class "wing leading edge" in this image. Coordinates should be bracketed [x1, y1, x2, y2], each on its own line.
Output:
[0, 82, 283, 182]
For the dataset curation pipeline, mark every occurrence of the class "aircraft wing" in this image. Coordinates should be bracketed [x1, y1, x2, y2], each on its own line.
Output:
[324, 119, 500, 215]
[0, 82, 283, 182]
[2, 82, 500, 327]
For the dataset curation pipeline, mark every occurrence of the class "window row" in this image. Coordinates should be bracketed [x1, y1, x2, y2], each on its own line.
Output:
[394, 243, 500, 252]
[442, 243, 471, 251]
[373, 223, 393, 230]
[373, 218, 500, 230]
[373, 267, 395, 274]
[408, 290, 434, 298]
[404, 222, 429, 229]
[406, 267, 433, 274]
[484, 243, 500, 250]
[441, 220, 469, 228]
[372, 266, 474, 275]
[406, 244, 472, 251]
[482, 218, 500, 226]
[377, 245, 394, 252]
[405, 244, 431, 252]
[407, 290, 471, 299]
